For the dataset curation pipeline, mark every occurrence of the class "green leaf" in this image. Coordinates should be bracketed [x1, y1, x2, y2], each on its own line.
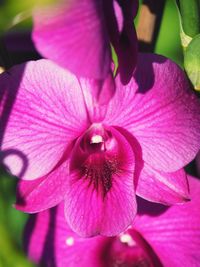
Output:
[174, 0, 193, 49]
[184, 34, 200, 90]
[0, 169, 34, 266]
[178, 0, 200, 38]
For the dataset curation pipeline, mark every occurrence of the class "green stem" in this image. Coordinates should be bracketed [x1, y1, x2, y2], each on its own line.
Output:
[178, 0, 200, 37]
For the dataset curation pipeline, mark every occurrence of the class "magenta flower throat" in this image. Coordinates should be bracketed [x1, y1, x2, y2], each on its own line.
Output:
[72, 124, 131, 197]
[0, 53, 200, 237]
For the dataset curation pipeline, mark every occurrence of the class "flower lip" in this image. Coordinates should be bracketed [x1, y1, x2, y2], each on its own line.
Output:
[70, 124, 122, 197]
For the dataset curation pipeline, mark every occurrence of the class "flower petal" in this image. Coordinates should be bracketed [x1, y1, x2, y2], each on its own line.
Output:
[77, 73, 116, 122]
[136, 164, 190, 205]
[32, 0, 111, 80]
[56, 204, 107, 267]
[15, 161, 69, 213]
[104, 53, 200, 172]
[134, 175, 200, 267]
[0, 59, 88, 179]
[64, 126, 136, 236]
[24, 203, 108, 267]
[24, 209, 52, 265]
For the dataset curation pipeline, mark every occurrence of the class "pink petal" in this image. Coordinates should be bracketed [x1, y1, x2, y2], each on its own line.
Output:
[134, 175, 200, 267]
[15, 161, 69, 213]
[64, 126, 136, 236]
[56, 203, 107, 267]
[24, 203, 108, 267]
[136, 164, 190, 205]
[104, 53, 200, 172]
[32, 0, 111, 80]
[24, 209, 51, 264]
[78, 73, 116, 122]
[0, 59, 88, 180]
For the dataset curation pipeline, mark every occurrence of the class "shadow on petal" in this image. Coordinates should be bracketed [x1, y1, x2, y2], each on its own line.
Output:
[137, 196, 169, 216]
[134, 53, 166, 93]
[0, 63, 29, 178]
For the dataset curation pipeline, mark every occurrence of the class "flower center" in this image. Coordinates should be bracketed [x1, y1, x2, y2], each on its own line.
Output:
[71, 124, 121, 197]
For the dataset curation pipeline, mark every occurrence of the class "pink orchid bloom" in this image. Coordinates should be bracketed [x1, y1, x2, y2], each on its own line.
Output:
[32, 0, 138, 85]
[24, 175, 200, 267]
[1, 53, 200, 237]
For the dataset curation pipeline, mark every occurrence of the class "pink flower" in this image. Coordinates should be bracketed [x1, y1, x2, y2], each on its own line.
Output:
[1, 53, 200, 236]
[32, 0, 138, 85]
[24, 175, 200, 267]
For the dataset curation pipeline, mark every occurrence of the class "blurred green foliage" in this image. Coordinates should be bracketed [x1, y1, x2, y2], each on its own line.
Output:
[0, 0, 56, 32]
[0, 0, 34, 32]
[155, 0, 183, 66]
[0, 169, 34, 266]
